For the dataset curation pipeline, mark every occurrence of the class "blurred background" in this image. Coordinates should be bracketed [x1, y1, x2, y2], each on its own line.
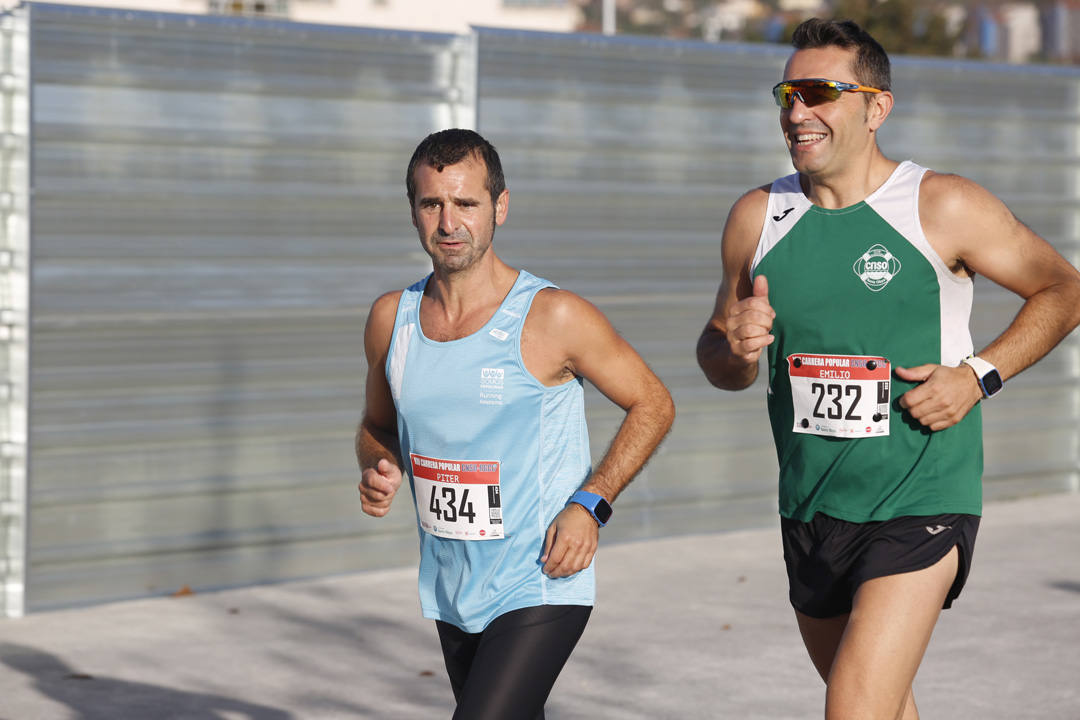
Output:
[0, 0, 1077, 617]
[2, 0, 1078, 64]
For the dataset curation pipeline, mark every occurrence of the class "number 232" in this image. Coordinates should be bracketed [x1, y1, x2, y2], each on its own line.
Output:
[811, 382, 862, 420]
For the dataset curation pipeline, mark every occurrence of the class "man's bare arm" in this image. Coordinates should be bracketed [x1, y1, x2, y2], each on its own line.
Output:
[697, 187, 773, 390]
[934, 174, 1080, 379]
[564, 298, 675, 505]
[357, 291, 406, 517]
[897, 173, 1080, 430]
[526, 289, 675, 578]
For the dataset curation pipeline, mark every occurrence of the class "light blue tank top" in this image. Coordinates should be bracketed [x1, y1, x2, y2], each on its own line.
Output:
[385, 270, 595, 632]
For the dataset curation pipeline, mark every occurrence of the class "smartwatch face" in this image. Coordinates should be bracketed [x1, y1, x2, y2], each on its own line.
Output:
[594, 499, 613, 524]
[981, 370, 1004, 397]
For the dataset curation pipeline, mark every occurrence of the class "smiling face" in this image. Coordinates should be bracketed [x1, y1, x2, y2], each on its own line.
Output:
[410, 153, 508, 276]
[779, 45, 889, 180]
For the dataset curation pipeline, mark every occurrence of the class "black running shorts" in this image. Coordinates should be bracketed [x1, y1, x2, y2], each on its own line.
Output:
[436, 604, 592, 720]
[781, 512, 980, 619]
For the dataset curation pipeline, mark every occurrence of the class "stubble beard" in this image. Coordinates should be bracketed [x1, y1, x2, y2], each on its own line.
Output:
[428, 228, 494, 276]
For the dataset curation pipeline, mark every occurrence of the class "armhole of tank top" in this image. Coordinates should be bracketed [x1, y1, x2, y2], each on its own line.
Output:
[751, 177, 791, 275]
[514, 283, 575, 392]
[910, 167, 972, 289]
[384, 285, 419, 389]
[909, 167, 976, 365]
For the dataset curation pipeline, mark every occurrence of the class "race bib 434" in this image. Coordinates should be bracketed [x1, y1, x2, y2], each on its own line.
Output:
[410, 453, 504, 540]
[788, 353, 890, 438]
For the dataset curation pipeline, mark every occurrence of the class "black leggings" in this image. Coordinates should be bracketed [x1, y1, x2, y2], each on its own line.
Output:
[436, 604, 592, 720]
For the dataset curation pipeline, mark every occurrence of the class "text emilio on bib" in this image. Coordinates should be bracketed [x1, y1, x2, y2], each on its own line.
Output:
[788, 353, 890, 438]
[410, 453, 504, 540]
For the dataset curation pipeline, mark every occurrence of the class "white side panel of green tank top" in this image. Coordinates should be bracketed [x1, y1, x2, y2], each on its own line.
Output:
[864, 161, 974, 366]
[751, 173, 814, 274]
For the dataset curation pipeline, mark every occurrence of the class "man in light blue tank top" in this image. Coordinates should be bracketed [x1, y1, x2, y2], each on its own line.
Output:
[357, 129, 674, 720]
[696, 18, 1080, 720]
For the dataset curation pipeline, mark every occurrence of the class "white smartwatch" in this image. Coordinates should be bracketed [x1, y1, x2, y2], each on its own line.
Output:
[962, 355, 1004, 398]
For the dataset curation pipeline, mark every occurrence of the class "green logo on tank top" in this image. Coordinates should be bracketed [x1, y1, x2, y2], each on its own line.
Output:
[852, 243, 902, 292]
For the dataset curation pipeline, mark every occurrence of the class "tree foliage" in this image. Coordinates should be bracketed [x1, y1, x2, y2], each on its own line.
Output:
[827, 0, 959, 56]
[781, 0, 959, 56]
[576, 0, 962, 57]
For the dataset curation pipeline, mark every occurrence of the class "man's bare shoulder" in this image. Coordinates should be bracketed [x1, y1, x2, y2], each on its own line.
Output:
[920, 171, 1018, 261]
[920, 170, 1000, 221]
[529, 287, 603, 328]
[369, 290, 404, 324]
[527, 287, 619, 351]
[364, 290, 405, 359]
[729, 184, 771, 223]
[722, 184, 772, 269]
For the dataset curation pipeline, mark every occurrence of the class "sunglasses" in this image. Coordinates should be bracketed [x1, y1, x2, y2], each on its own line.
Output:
[772, 78, 883, 109]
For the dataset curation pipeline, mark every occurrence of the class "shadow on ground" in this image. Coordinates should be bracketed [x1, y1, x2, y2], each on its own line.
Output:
[0, 642, 292, 720]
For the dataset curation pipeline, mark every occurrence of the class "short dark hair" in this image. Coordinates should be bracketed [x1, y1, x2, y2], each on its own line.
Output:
[405, 128, 506, 207]
[791, 18, 891, 93]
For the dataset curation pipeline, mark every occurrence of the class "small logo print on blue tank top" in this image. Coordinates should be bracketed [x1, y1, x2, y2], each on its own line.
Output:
[853, 244, 902, 292]
[480, 367, 504, 406]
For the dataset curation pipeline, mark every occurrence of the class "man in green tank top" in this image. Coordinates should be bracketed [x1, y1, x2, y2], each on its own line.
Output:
[697, 18, 1080, 720]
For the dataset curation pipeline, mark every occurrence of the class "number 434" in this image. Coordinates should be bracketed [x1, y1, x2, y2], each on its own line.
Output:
[429, 486, 477, 524]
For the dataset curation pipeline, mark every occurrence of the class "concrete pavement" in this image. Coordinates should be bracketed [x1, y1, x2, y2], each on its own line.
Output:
[1, 491, 1078, 719]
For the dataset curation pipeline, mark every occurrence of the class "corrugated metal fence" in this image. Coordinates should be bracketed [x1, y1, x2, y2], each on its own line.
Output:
[1, 4, 1077, 614]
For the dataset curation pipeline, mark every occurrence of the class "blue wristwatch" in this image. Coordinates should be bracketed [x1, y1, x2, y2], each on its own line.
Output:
[569, 490, 613, 527]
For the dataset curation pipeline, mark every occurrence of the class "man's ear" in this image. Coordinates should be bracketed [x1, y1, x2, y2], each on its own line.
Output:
[867, 90, 894, 132]
[495, 189, 509, 227]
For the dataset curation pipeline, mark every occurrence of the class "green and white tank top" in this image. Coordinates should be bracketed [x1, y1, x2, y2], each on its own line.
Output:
[751, 161, 983, 522]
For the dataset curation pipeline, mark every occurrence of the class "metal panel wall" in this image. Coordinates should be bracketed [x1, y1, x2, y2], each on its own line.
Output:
[15, 3, 474, 612]
[2, 10, 1078, 613]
